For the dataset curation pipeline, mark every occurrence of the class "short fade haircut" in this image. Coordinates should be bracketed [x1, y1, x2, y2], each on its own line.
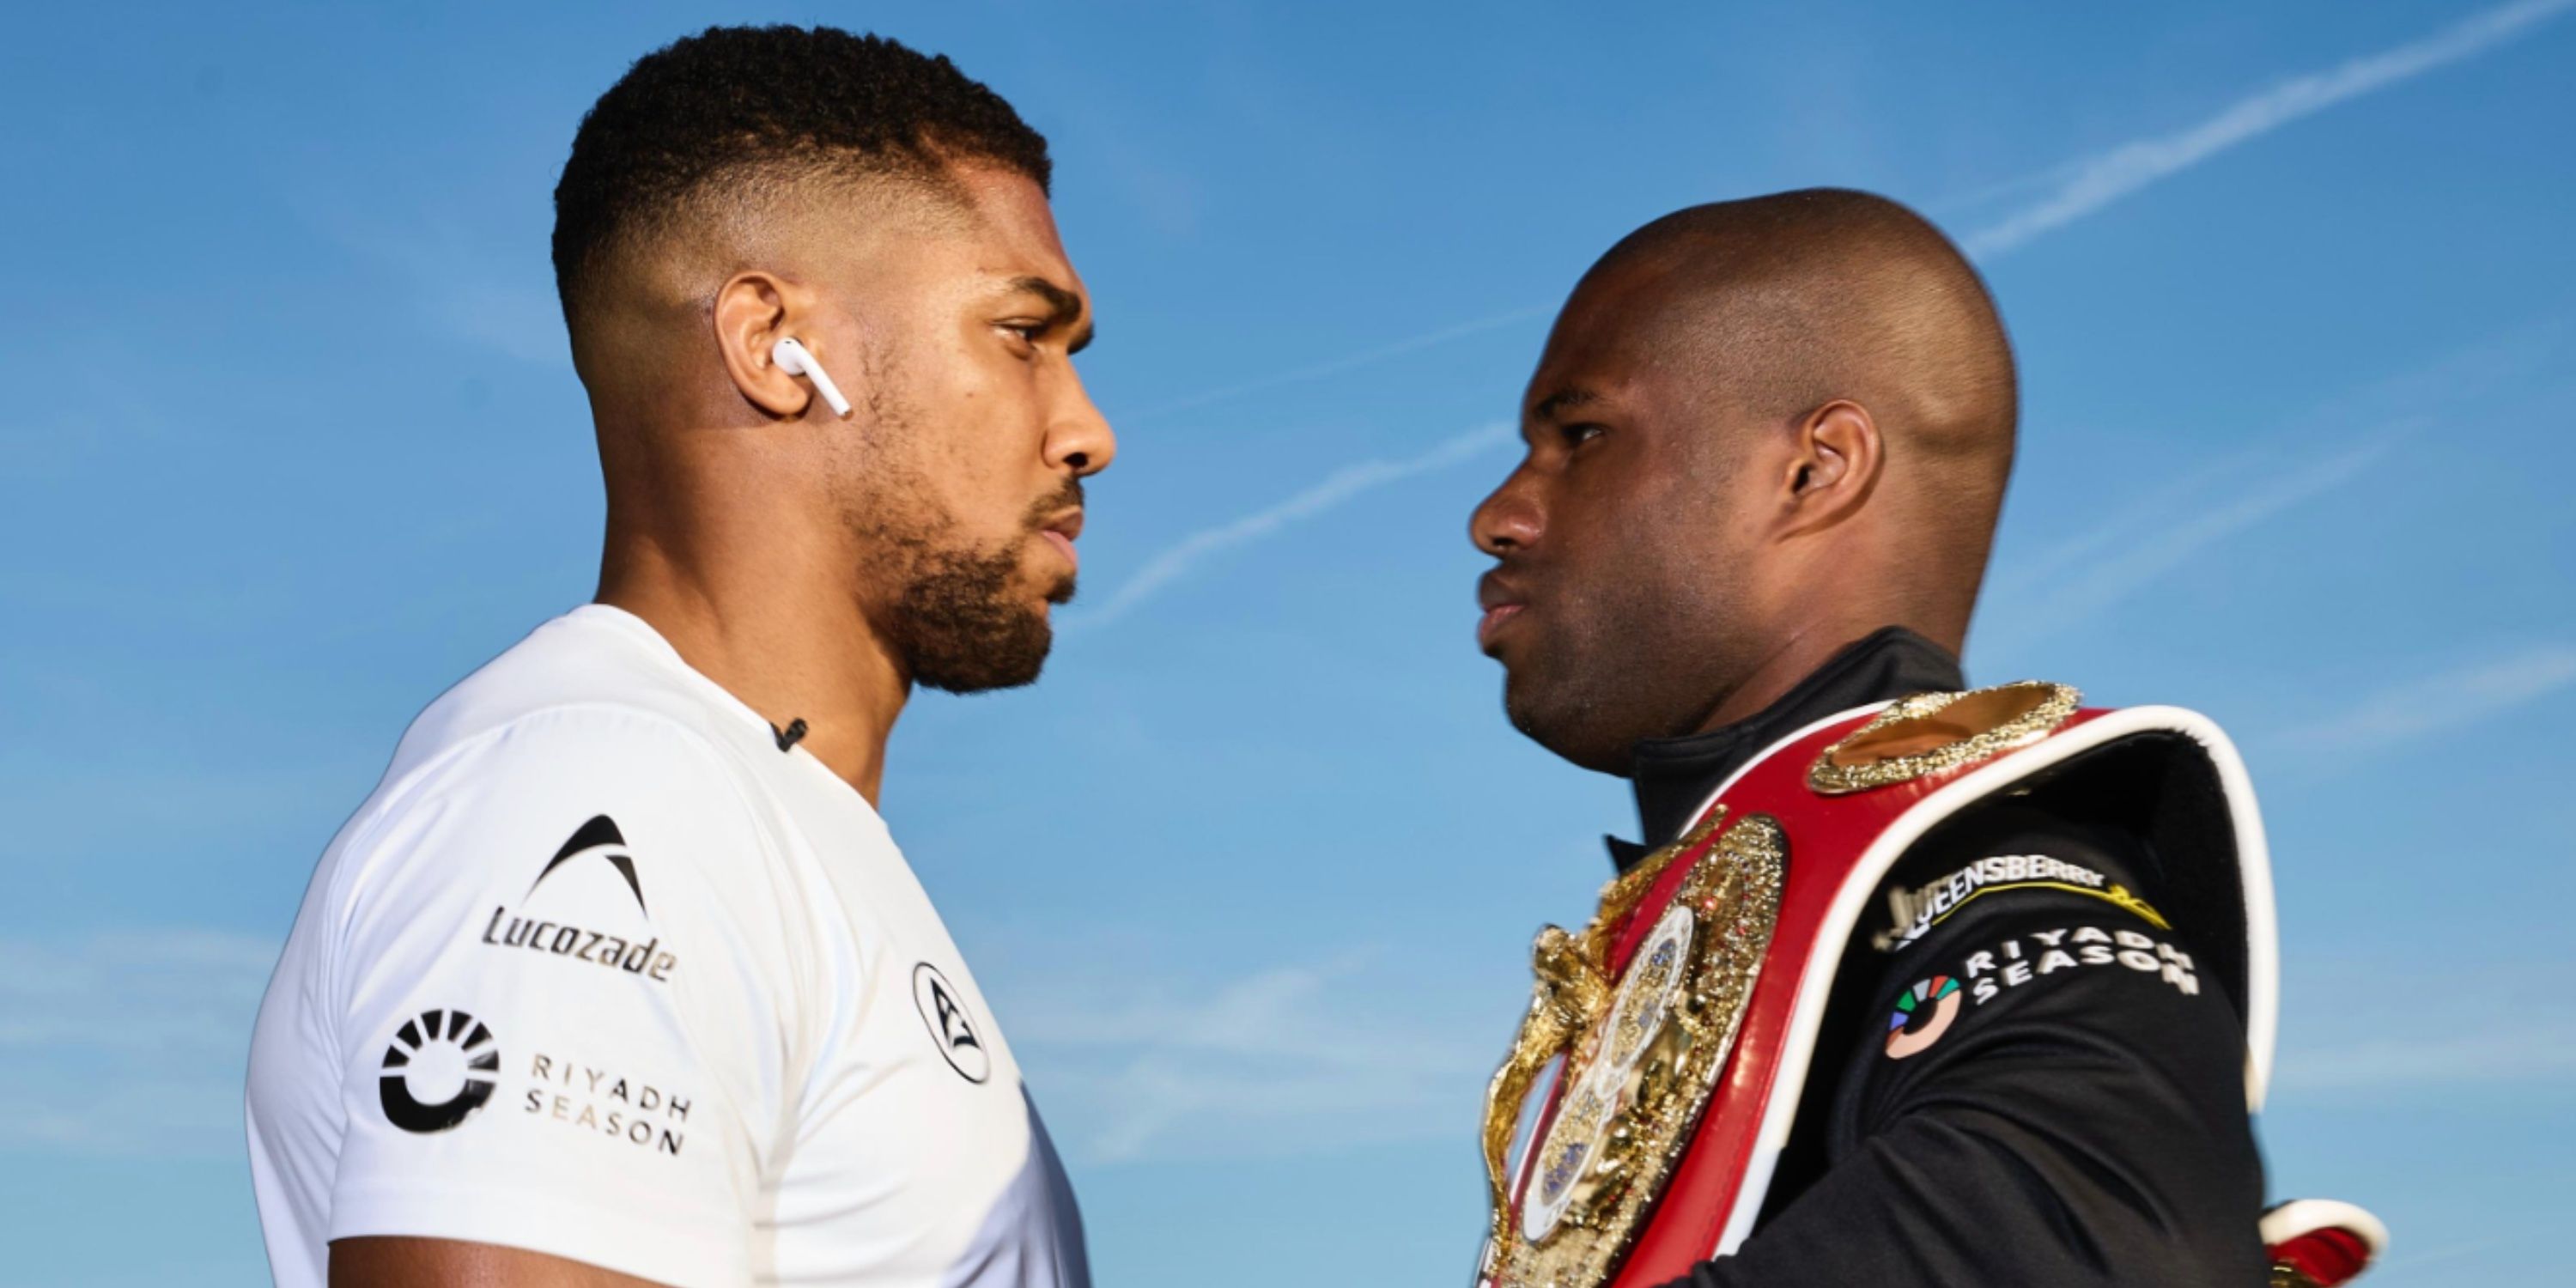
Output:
[550, 25, 1051, 328]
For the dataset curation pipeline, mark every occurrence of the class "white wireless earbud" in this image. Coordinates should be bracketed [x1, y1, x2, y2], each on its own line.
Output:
[771, 337, 854, 418]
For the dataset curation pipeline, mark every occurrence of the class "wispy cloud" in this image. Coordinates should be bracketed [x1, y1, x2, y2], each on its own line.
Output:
[2275, 960, 2576, 1095]
[1071, 421, 1514, 629]
[1116, 307, 1552, 425]
[2281, 1021, 2576, 1092]
[996, 950, 1502, 1163]
[1963, 0, 2576, 257]
[2274, 644, 2576, 759]
[316, 210, 564, 367]
[0, 928, 280, 1155]
[1982, 424, 2409, 648]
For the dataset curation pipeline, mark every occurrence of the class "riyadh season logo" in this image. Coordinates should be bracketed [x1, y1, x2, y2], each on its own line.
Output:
[380, 1008, 500, 1133]
[1884, 975, 1962, 1060]
[913, 962, 991, 1084]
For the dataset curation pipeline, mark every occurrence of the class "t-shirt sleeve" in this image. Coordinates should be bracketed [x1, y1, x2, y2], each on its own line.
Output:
[1660, 811, 2269, 1287]
[319, 707, 805, 1288]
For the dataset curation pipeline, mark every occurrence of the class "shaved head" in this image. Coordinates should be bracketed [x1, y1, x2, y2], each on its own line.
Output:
[1473, 189, 2018, 773]
[1586, 189, 2017, 605]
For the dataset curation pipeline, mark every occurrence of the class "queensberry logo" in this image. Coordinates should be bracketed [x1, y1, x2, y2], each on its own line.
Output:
[478, 815, 677, 982]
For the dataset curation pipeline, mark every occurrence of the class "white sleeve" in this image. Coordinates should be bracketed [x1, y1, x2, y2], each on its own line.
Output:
[320, 707, 807, 1288]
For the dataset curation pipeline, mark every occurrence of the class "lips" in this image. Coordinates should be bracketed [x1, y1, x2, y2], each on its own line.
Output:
[1040, 529, 1078, 574]
[1037, 508, 1084, 575]
[1477, 569, 1529, 651]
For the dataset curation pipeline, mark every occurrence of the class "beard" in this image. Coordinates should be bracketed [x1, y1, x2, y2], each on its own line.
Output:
[836, 349, 1080, 694]
[866, 477, 1082, 696]
[883, 529, 1072, 694]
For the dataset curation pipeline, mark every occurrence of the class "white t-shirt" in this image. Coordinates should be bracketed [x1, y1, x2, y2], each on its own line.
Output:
[246, 605, 1088, 1288]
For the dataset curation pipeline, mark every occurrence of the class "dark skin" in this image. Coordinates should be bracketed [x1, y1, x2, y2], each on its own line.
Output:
[1472, 258, 1903, 775]
[332, 163, 1112, 1288]
[331, 1240, 660, 1287]
[586, 161, 1111, 805]
[1472, 191, 2011, 775]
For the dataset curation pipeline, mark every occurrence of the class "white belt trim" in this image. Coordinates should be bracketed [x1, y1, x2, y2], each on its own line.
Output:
[1710, 704, 2277, 1258]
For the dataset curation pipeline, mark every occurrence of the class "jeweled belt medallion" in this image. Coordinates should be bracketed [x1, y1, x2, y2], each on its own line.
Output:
[1479, 807, 1785, 1288]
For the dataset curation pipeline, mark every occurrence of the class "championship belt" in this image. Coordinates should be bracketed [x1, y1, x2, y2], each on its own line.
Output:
[1476, 683, 2296, 1287]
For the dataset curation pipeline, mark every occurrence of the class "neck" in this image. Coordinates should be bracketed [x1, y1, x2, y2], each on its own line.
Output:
[596, 500, 908, 805]
[1689, 622, 1844, 735]
[1691, 606, 1964, 738]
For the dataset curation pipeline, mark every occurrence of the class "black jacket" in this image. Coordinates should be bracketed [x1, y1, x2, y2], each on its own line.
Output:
[1614, 629, 2269, 1287]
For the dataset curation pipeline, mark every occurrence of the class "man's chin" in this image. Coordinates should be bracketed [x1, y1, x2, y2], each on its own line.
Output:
[914, 632, 1051, 694]
[1504, 671, 1635, 775]
[899, 600, 1057, 695]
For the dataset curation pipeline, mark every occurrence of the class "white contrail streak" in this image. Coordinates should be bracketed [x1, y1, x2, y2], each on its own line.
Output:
[1118, 305, 1552, 424]
[1978, 426, 2407, 652]
[1085, 3, 2572, 627]
[1071, 422, 1513, 629]
[2276, 644, 2576, 758]
[1965, 0, 2574, 257]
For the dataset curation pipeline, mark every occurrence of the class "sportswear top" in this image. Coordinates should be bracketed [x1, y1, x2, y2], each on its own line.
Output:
[246, 605, 1088, 1288]
[1607, 629, 2268, 1286]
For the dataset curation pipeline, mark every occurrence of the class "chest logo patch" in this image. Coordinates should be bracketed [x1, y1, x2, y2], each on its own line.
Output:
[1884, 975, 1961, 1060]
[913, 963, 992, 1084]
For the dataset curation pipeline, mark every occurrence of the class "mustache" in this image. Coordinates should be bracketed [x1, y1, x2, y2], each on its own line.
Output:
[1024, 477, 1084, 532]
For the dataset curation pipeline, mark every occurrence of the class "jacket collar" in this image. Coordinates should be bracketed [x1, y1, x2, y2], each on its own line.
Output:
[1609, 626, 1965, 871]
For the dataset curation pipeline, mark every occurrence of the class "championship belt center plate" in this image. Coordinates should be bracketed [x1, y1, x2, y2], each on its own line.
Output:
[1480, 806, 1784, 1288]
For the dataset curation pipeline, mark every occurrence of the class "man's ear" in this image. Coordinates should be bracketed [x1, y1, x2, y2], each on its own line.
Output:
[713, 270, 822, 419]
[1777, 399, 1884, 536]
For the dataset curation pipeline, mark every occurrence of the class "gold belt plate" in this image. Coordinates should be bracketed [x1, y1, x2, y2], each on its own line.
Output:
[1479, 808, 1785, 1288]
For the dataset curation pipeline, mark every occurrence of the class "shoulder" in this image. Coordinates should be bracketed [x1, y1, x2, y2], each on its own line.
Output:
[360, 703, 776, 872]
[314, 621, 811, 991]
[342, 607, 793, 886]
[389, 606, 780, 780]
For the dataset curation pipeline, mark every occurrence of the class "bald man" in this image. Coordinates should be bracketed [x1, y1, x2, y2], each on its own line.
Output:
[1467, 191, 2350, 1287]
[247, 27, 1106, 1288]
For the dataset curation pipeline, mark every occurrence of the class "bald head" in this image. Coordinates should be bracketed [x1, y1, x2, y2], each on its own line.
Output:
[1472, 189, 2019, 773]
[1584, 188, 2016, 581]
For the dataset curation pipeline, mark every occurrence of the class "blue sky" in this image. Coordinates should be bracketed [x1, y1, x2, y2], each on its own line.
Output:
[3, 1, 2572, 1283]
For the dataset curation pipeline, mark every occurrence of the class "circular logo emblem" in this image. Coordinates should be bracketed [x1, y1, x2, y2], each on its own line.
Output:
[1884, 975, 1961, 1060]
[912, 963, 991, 1084]
[380, 1008, 500, 1133]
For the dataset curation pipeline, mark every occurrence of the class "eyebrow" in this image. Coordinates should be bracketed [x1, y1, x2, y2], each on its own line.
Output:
[1009, 275, 1096, 355]
[1530, 387, 1601, 422]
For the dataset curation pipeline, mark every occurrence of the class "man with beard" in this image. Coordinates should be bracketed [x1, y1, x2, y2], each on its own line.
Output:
[1467, 190, 2377, 1287]
[247, 27, 1108, 1288]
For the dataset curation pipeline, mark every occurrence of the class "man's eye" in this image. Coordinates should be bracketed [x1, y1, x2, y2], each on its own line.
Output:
[999, 322, 1046, 346]
[1563, 423, 1606, 447]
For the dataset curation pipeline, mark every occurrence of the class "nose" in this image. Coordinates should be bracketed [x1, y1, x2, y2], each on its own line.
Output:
[1047, 362, 1116, 479]
[1471, 463, 1542, 557]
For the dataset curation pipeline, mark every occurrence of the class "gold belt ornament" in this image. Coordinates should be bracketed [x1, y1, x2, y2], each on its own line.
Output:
[1479, 806, 1785, 1288]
